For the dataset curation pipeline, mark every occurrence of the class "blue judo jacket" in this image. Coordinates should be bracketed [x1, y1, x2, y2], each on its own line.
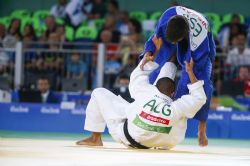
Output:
[140, 6, 216, 121]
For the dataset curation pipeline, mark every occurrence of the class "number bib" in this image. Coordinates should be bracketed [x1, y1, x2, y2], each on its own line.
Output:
[176, 6, 209, 51]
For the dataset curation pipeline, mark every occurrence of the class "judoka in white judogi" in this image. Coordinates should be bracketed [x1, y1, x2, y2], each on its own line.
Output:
[79, 59, 206, 149]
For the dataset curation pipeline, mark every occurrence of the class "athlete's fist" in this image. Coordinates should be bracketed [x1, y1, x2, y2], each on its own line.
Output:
[140, 35, 163, 70]
[184, 58, 194, 74]
[152, 34, 163, 51]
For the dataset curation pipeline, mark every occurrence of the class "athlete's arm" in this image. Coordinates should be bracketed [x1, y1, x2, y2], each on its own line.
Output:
[140, 35, 163, 70]
[169, 59, 206, 122]
[129, 61, 158, 99]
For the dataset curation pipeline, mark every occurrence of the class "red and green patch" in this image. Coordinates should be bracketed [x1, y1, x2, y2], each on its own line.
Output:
[133, 115, 172, 134]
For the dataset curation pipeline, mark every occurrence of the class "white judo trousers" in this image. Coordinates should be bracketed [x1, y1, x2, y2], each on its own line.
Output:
[84, 61, 206, 148]
[84, 87, 130, 144]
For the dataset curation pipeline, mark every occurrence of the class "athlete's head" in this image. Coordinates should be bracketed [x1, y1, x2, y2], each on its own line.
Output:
[166, 15, 189, 44]
[156, 77, 175, 97]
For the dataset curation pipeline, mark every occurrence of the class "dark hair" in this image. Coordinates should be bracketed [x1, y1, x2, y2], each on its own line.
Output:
[24, 24, 37, 40]
[109, 0, 119, 9]
[129, 18, 142, 33]
[231, 14, 240, 20]
[8, 18, 22, 37]
[156, 77, 175, 96]
[237, 32, 247, 38]
[119, 74, 129, 80]
[37, 77, 49, 83]
[239, 65, 250, 72]
[166, 15, 189, 43]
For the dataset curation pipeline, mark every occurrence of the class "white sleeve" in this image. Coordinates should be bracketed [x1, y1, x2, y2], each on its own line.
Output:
[169, 81, 207, 122]
[153, 62, 177, 85]
[129, 61, 159, 99]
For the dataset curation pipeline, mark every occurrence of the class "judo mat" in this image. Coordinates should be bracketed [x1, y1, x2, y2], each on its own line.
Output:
[0, 130, 250, 166]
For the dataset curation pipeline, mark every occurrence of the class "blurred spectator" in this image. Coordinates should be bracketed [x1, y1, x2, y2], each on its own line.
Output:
[88, 0, 106, 19]
[112, 74, 134, 103]
[0, 23, 6, 44]
[67, 52, 87, 79]
[100, 29, 112, 43]
[65, 0, 93, 27]
[104, 52, 121, 88]
[217, 14, 247, 48]
[0, 23, 9, 75]
[104, 55, 121, 75]
[99, 30, 119, 60]
[90, 54, 97, 89]
[226, 33, 250, 68]
[107, 0, 119, 20]
[117, 11, 129, 35]
[50, 0, 68, 19]
[97, 29, 121, 88]
[247, 26, 250, 46]
[55, 25, 67, 45]
[96, 15, 121, 43]
[23, 35, 37, 71]
[33, 33, 63, 90]
[127, 18, 143, 44]
[7, 19, 22, 41]
[169, 0, 179, 7]
[45, 33, 63, 72]
[42, 16, 58, 40]
[23, 24, 37, 41]
[0, 51, 9, 76]
[118, 18, 143, 64]
[234, 66, 250, 97]
[37, 77, 59, 103]
[119, 54, 137, 76]
[212, 39, 224, 95]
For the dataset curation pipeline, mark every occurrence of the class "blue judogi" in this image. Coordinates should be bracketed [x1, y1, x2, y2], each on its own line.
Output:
[140, 6, 216, 121]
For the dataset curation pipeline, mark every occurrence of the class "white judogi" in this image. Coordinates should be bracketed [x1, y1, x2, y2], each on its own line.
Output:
[84, 61, 206, 149]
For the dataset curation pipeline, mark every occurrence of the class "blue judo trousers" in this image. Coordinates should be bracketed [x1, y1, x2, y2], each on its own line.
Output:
[141, 6, 216, 121]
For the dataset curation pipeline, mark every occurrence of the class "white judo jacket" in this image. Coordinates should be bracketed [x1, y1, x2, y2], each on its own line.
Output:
[125, 61, 206, 149]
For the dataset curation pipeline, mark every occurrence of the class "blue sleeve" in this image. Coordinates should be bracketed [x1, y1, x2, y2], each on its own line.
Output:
[140, 22, 163, 59]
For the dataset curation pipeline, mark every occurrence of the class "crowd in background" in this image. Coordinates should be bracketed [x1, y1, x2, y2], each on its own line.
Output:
[1, 0, 250, 101]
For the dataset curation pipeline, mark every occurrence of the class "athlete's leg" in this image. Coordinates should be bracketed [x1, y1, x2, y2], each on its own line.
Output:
[175, 72, 213, 147]
[77, 88, 129, 146]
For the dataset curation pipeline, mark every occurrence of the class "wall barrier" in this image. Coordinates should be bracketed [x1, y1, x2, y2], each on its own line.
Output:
[0, 102, 250, 139]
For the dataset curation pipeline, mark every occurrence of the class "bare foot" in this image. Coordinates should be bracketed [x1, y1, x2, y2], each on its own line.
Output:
[198, 121, 208, 147]
[76, 133, 103, 146]
[198, 131, 208, 147]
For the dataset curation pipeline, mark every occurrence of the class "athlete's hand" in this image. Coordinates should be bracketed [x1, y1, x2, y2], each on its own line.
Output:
[140, 35, 163, 70]
[152, 34, 163, 51]
[185, 58, 194, 74]
[140, 52, 154, 70]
